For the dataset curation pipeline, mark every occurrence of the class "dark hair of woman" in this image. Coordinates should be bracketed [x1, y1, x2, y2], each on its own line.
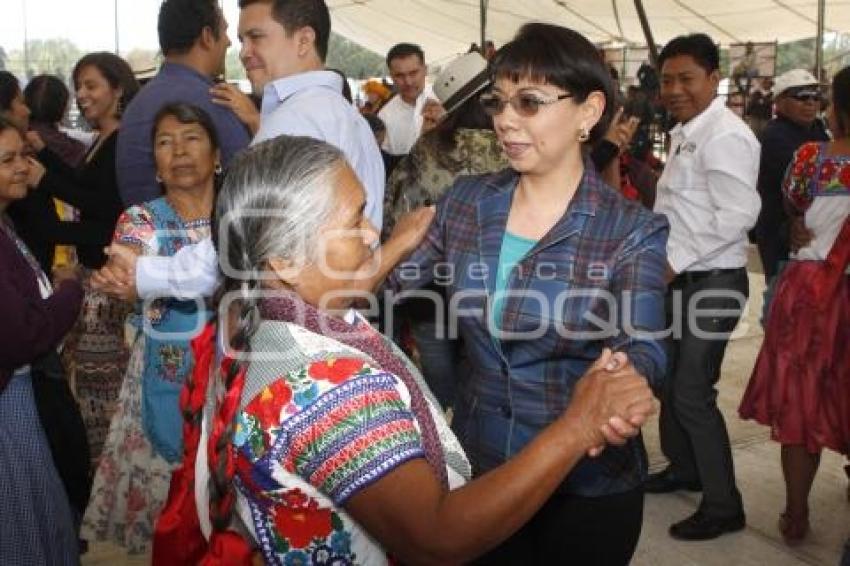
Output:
[24, 75, 70, 125]
[151, 102, 221, 151]
[72, 52, 140, 118]
[434, 94, 493, 152]
[831, 66, 850, 137]
[489, 22, 615, 144]
[151, 102, 223, 194]
[0, 71, 21, 111]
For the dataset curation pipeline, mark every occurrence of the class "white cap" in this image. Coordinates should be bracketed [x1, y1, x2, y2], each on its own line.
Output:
[433, 52, 490, 114]
[774, 69, 819, 97]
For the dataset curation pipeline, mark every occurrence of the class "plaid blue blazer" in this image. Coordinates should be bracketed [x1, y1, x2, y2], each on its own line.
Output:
[386, 165, 669, 496]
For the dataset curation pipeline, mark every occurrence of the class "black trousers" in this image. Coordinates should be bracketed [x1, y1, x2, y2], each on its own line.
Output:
[473, 487, 644, 565]
[31, 351, 91, 527]
[659, 268, 748, 518]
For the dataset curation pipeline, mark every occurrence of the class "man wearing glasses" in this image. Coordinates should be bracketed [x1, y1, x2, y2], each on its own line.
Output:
[753, 68, 830, 318]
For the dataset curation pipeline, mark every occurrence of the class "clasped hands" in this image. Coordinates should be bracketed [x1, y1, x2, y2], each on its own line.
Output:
[566, 348, 656, 458]
[90, 243, 140, 301]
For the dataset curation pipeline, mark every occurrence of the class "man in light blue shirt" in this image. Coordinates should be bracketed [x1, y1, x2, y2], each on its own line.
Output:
[113, 0, 385, 299]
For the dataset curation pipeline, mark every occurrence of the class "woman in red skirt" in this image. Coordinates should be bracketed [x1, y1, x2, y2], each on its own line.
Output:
[740, 66, 850, 545]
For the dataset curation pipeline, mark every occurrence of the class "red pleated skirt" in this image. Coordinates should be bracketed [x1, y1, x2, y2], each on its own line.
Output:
[739, 261, 850, 455]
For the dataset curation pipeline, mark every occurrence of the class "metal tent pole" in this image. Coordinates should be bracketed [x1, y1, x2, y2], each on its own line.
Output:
[634, 0, 659, 67]
[480, 0, 489, 51]
[815, 0, 825, 81]
[114, 0, 120, 54]
[22, 0, 29, 75]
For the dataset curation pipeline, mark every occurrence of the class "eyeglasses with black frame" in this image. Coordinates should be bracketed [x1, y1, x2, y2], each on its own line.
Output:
[479, 91, 573, 117]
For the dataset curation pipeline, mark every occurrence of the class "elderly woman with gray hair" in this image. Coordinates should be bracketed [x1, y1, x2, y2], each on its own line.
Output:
[153, 134, 655, 565]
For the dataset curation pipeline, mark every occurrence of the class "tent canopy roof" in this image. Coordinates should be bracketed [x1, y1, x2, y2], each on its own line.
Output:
[329, 0, 843, 64]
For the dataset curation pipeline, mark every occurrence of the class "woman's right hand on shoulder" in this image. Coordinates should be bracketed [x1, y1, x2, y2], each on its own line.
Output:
[25, 157, 46, 188]
[25, 131, 46, 153]
[562, 348, 655, 454]
[211, 82, 260, 135]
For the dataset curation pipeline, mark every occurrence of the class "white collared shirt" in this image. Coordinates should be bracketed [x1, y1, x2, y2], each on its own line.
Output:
[654, 97, 761, 272]
[378, 84, 434, 156]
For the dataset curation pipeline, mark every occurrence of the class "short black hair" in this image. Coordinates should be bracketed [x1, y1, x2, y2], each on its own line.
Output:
[0, 71, 21, 112]
[72, 52, 140, 119]
[386, 43, 425, 67]
[831, 66, 850, 136]
[489, 22, 615, 144]
[158, 0, 223, 56]
[151, 102, 221, 151]
[24, 75, 70, 124]
[238, 0, 331, 62]
[658, 33, 720, 74]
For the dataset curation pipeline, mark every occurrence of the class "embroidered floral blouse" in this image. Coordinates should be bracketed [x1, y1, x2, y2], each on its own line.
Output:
[113, 198, 211, 324]
[783, 141, 850, 262]
[196, 318, 470, 565]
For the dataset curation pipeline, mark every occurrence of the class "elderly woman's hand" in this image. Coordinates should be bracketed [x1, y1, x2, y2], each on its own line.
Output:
[564, 348, 655, 455]
[211, 82, 260, 135]
[389, 205, 436, 254]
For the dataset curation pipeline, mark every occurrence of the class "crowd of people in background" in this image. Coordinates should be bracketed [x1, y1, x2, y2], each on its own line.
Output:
[0, 0, 848, 565]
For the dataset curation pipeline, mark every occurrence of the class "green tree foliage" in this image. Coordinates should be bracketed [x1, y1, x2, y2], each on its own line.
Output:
[224, 49, 245, 81]
[6, 38, 82, 80]
[222, 32, 383, 81]
[326, 33, 385, 79]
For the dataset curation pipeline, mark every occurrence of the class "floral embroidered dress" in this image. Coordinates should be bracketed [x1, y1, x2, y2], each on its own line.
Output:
[740, 142, 850, 455]
[195, 315, 471, 565]
[83, 197, 211, 554]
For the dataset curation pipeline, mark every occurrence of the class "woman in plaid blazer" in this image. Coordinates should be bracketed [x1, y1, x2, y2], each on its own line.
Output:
[384, 23, 670, 565]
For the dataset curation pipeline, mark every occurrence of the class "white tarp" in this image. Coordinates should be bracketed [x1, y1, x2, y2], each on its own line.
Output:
[329, 0, 846, 64]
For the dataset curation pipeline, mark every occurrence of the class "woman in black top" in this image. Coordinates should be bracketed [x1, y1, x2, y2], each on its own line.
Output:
[26, 53, 139, 269]
[27, 53, 139, 470]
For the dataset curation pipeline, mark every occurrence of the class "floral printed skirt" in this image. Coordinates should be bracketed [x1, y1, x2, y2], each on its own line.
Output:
[65, 277, 131, 468]
[81, 333, 176, 555]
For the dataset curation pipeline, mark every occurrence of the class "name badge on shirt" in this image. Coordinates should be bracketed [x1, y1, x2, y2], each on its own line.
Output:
[675, 141, 697, 155]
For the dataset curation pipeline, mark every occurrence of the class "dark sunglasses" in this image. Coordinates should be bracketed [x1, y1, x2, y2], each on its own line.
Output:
[789, 90, 821, 102]
[479, 92, 572, 117]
